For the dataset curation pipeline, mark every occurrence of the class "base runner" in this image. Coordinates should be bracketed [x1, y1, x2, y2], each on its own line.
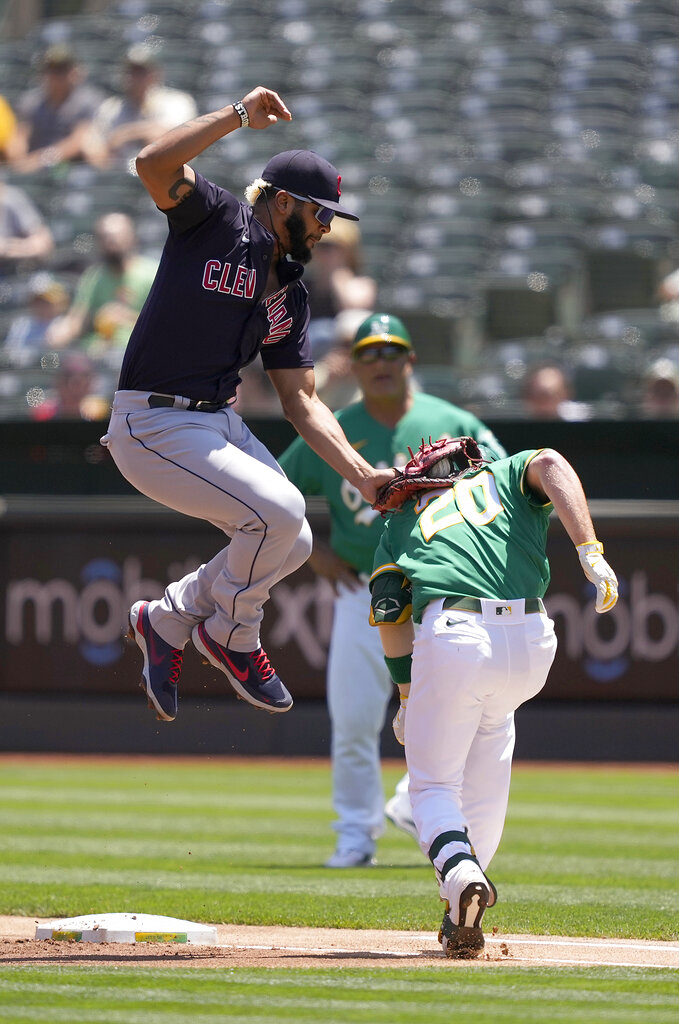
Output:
[369, 439, 618, 957]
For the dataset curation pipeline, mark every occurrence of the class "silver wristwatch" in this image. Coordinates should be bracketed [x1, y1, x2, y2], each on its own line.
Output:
[233, 100, 249, 128]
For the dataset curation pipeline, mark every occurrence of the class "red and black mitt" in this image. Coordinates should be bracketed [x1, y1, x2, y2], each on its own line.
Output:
[372, 436, 486, 513]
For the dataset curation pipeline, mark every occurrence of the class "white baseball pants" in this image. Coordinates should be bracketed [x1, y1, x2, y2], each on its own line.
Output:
[406, 599, 557, 877]
[102, 391, 312, 651]
[327, 581, 410, 855]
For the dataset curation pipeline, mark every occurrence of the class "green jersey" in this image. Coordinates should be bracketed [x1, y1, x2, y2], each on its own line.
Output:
[372, 450, 553, 622]
[279, 392, 506, 576]
[73, 255, 158, 346]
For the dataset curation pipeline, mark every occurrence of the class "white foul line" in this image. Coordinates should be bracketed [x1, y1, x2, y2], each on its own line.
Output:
[213, 935, 679, 969]
[505, 956, 679, 969]
[486, 936, 679, 953]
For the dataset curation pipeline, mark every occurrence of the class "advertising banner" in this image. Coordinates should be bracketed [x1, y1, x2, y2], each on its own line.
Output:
[1, 500, 677, 702]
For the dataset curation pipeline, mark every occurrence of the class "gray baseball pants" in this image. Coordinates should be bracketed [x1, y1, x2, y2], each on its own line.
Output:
[102, 390, 312, 651]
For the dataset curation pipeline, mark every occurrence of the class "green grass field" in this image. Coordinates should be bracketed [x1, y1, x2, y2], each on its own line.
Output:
[1, 965, 678, 1024]
[0, 756, 677, 1023]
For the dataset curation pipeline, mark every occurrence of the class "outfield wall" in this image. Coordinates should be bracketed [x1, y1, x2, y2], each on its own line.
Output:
[1, 494, 678, 704]
[0, 492, 677, 760]
[1, 417, 678, 499]
[0, 417, 677, 760]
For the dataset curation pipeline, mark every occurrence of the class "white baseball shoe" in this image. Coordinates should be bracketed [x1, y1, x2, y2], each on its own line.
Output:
[384, 792, 418, 841]
[324, 848, 376, 868]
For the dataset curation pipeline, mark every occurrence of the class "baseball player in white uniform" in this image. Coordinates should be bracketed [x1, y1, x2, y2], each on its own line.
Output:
[369, 440, 618, 956]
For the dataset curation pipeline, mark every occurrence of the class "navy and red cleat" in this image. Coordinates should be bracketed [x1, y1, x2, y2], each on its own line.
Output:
[191, 622, 293, 713]
[127, 600, 183, 722]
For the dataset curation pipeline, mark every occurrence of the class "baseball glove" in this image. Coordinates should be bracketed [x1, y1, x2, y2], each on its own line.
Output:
[372, 436, 486, 513]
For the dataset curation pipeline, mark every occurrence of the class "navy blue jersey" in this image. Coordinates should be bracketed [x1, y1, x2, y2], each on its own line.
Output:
[118, 173, 313, 403]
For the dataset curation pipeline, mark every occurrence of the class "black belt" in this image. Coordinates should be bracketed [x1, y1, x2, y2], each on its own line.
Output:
[147, 394, 231, 413]
[443, 596, 545, 614]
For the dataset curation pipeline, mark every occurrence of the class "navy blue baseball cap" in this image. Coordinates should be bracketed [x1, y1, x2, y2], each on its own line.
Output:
[261, 150, 359, 221]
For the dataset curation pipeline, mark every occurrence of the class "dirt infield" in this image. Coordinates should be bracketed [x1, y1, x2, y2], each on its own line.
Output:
[1, 917, 678, 969]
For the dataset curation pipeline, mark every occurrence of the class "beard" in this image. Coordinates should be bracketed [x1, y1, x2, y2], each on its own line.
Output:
[284, 209, 313, 264]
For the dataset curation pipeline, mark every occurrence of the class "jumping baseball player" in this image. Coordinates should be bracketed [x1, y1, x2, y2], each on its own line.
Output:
[369, 439, 618, 956]
[280, 315, 506, 868]
[100, 86, 394, 722]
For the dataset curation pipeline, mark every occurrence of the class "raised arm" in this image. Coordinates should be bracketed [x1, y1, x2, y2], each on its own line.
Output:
[135, 86, 291, 209]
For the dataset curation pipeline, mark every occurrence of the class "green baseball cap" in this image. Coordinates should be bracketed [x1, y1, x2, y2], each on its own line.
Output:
[351, 313, 412, 354]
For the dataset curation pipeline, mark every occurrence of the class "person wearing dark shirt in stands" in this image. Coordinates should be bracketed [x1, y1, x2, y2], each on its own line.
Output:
[12, 44, 106, 173]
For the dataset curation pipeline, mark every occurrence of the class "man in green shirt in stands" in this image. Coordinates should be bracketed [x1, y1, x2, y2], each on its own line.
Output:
[48, 211, 157, 357]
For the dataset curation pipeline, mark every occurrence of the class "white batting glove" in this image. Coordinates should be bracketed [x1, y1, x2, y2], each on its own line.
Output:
[577, 541, 618, 613]
[392, 697, 407, 746]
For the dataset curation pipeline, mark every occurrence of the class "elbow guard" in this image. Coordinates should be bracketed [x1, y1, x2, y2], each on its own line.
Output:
[369, 568, 413, 626]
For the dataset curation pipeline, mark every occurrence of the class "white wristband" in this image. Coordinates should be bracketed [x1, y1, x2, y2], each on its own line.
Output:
[233, 100, 249, 128]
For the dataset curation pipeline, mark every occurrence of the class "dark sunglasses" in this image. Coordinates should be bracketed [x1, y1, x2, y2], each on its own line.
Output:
[353, 344, 409, 364]
[284, 190, 335, 226]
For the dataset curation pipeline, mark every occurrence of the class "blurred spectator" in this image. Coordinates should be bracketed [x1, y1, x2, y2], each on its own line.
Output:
[656, 266, 679, 326]
[94, 44, 198, 167]
[304, 217, 377, 357]
[0, 177, 54, 272]
[642, 358, 679, 418]
[234, 307, 376, 414]
[521, 364, 589, 420]
[47, 211, 157, 360]
[0, 95, 21, 163]
[2, 272, 68, 367]
[657, 267, 679, 304]
[30, 350, 110, 421]
[312, 308, 370, 409]
[11, 43, 107, 173]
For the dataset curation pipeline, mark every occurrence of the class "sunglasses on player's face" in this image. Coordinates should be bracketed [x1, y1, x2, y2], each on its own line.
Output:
[283, 190, 335, 226]
[353, 344, 409, 364]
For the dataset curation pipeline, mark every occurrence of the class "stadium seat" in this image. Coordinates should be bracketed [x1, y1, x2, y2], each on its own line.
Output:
[480, 276, 562, 343]
[6, 0, 679, 421]
[584, 219, 677, 313]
